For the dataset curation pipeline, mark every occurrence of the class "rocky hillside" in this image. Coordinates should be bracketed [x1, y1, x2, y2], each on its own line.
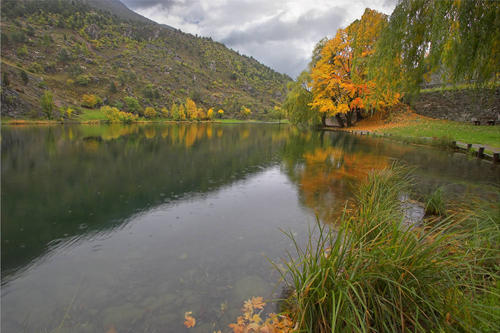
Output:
[0, 0, 291, 119]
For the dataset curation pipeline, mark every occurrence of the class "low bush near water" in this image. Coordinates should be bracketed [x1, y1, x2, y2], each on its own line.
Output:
[101, 106, 138, 124]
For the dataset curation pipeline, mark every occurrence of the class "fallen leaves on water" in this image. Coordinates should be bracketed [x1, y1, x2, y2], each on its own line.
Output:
[229, 297, 294, 333]
[243, 296, 265, 314]
[184, 311, 196, 328]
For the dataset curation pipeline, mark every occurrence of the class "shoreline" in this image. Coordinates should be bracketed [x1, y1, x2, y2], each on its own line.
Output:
[321, 126, 500, 163]
[0, 119, 288, 126]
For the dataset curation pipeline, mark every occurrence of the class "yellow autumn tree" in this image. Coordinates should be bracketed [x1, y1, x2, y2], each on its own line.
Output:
[310, 9, 395, 127]
[144, 106, 157, 119]
[185, 98, 198, 121]
[207, 108, 214, 120]
[161, 107, 169, 118]
[240, 106, 251, 119]
[197, 107, 206, 121]
[353, 9, 400, 112]
[178, 104, 186, 121]
[81, 94, 102, 108]
[217, 109, 224, 118]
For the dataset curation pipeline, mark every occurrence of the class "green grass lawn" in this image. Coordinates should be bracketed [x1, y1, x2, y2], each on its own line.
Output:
[377, 118, 500, 149]
[77, 109, 107, 121]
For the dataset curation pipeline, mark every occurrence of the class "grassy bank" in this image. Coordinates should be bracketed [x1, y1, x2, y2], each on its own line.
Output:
[277, 165, 499, 332]
[376, 118, 500, 150]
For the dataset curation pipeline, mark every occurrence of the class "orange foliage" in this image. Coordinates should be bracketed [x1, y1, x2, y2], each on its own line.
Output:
[310, 9, 396, 118]
[229, 297, 294, 333]
[184, 311, 196, 328]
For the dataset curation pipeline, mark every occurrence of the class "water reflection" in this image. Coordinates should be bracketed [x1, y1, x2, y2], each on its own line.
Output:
[282, 130, 499, 222]
[1, 124, 290, 280]
[1, 124, 498, 332]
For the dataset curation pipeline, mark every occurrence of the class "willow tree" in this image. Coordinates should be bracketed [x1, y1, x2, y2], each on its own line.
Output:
[370, 0, 500, 96]
[311, 9, 390, 127]
[282, 70, 317, 127]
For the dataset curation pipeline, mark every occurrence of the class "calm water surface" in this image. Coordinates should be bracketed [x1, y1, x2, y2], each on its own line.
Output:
[2, 123, 499, 332]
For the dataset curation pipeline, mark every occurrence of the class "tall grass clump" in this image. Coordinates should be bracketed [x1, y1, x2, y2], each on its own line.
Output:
[278, 165, 499, 332]
[425, 187, 447, 216]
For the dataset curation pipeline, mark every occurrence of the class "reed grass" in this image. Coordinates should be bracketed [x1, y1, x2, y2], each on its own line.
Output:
[425, 187, 447, 216]
[277, 165, 499, 332]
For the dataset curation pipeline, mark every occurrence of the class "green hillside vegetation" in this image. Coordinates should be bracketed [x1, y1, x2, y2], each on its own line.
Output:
[0, 0, 291, 121]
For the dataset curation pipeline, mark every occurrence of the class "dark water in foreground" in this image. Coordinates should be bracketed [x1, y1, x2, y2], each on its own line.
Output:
[1, 123, 498, 332]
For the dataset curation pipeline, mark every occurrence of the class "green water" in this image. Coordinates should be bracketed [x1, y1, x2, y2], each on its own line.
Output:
[1, 123, 498, 332]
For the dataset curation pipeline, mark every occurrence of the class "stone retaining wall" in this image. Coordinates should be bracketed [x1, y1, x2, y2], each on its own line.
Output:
[410, 88, 499, 122]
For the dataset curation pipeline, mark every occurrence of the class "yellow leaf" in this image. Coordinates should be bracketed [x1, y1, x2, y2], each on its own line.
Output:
[250, 296, 266, 310]
[243, 299, 254, 314]
[251, 314, 262, 323]
[184, 311, 196, 328]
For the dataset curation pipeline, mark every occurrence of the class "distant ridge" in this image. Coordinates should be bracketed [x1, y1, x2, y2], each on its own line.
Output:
[82, 0, 152, 24]
[80, 0, 176, 30]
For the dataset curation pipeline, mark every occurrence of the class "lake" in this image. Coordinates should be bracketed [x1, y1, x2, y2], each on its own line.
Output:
[1, 123, 499, 332]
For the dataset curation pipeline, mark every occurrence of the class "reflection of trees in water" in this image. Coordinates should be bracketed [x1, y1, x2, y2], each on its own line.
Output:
[301, 146, 389, 222]
[1, 124, 290, 280]
[281, 130, 499, 224]
[282, 131, 390, 223]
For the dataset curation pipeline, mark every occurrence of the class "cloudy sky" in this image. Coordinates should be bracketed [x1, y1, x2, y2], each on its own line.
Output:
[122, 0, 396, 78]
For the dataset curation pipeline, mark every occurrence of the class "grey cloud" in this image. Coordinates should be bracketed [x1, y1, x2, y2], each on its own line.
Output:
[238, 40, 310, 78]
[219, 6, 346, 76]
[222, 7, 346, 48]
[383, 0, 398, 7]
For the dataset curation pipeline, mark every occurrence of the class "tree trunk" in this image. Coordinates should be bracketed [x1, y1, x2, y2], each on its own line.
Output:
[321, 113, 327, 127]
[335, 114, 345, 127]
[345, 111, 353, 127]
[356, 108, 363, 122]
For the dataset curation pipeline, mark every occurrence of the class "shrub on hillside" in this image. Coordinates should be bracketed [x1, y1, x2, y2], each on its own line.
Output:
[81, 94, 102, 108]
[28, 62, 43, 73]
[124, 96, 141, 114]
[161, 107, 169, 118]
[109, 81, 117, 94]
[19, 70, 29, 85]
[143, 84, 160, 99]
[57, 48, 71, 63]
[41, 91, 55, 119]
[17, 45, 28, 57]
[75, 74, 90, 86]
[144, 107, 157, 119]
[240, 106, 252, 119]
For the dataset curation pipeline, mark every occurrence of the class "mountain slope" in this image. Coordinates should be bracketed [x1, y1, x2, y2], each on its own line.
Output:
[82, 0, 154, 24]
[0, 0, 291, 119]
